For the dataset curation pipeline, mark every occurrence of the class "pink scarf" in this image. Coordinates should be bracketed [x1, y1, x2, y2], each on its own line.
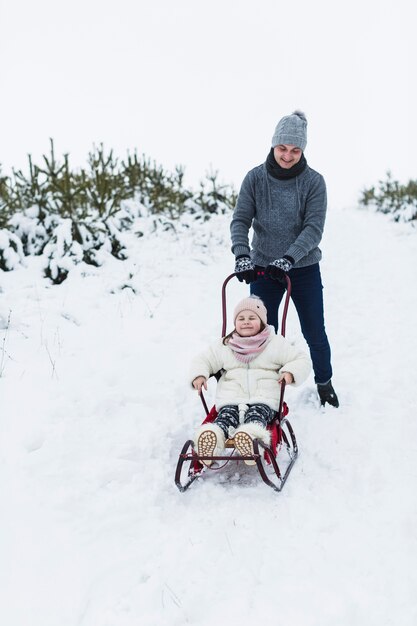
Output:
[228, 326, 271, 363]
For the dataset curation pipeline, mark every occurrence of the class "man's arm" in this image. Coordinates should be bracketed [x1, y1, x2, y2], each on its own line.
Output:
[230, 171, 256, 259]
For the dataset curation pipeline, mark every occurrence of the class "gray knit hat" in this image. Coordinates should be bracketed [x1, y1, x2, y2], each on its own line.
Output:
[271, 110, 307, 151]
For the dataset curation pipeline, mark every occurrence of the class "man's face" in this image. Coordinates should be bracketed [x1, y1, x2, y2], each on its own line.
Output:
[273, 144, 302, 169]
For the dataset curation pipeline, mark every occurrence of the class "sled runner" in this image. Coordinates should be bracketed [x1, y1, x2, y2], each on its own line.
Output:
[175, 272, 299, 493]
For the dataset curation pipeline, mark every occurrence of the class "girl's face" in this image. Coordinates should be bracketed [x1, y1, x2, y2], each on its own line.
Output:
[235, 310, 262, 337]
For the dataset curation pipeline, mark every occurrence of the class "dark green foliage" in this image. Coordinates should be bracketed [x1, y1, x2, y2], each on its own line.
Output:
[360, 171, 417, 222]
[44, 262, 69, 285]
[0, 167, 16, 229]
[121, 151, 193, 218]
[86, 145, 130, 220]
[196, 170, 238, 218]
[1, 139, 236, 223]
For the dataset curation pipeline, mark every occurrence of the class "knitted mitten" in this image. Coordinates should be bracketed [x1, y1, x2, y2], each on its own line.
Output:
[266, 257, 293, 282]
[234, 256, 257, 284]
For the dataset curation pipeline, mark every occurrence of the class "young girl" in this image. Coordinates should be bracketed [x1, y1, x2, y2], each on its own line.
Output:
[190, 296, 311, 465]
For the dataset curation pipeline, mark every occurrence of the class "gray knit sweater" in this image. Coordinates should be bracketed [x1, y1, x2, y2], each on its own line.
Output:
[230, 163, 327, 268]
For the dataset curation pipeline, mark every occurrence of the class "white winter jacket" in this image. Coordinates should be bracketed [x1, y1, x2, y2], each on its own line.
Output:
[190, 326, 311, 411]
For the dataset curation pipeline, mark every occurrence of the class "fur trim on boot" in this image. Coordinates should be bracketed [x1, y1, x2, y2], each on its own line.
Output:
[234, 422, 271, 466]
[194, 423, 226, 467]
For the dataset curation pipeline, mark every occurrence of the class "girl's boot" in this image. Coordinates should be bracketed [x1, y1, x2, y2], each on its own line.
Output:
[194, 423, 226, 467]
[234, 422, 271, 466]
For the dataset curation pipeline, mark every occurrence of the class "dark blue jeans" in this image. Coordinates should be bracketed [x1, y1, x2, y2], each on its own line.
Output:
[250, 263, 332, 384]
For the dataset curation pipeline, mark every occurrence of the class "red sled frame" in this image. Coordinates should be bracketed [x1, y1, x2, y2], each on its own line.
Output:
[175, 271, 299, 493]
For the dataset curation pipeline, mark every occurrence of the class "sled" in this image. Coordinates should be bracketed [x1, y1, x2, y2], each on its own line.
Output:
[175, 271, 299, 493]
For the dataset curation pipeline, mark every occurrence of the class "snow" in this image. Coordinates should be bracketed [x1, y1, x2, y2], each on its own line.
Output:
[1, 206, 417, 626]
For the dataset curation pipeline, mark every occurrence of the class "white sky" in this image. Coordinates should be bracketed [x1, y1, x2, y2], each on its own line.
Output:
[1, 0, 416, 206]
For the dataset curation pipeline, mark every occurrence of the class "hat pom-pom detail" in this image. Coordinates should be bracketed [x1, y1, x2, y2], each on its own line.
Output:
[292, 110, 307, 123]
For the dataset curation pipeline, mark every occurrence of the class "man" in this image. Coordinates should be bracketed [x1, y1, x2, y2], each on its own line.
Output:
[230, 110, 339, 408]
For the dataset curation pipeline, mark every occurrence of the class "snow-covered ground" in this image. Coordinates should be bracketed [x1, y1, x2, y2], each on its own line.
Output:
[1, 206, 417, 626]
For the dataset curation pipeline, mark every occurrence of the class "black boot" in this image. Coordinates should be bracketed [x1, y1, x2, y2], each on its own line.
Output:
[317, 380, 339, 408]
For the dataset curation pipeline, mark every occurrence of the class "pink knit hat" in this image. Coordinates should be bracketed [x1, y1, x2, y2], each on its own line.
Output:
[233, 296, 268, 325]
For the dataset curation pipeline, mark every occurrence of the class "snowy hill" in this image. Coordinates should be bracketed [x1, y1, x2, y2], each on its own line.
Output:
[1, 206, 417, 626]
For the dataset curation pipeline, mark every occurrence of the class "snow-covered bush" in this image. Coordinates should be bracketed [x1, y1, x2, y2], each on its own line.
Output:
[8, 206, 53, 256]
[360, 172, 417, 223]
[43, 216, 129, 284]
[0, 228, 25, 271]
[121, 152, 193, 219]
[43, 219, 84, 283]
[193, 170, 237, 218]
[0, 141, 236, 282]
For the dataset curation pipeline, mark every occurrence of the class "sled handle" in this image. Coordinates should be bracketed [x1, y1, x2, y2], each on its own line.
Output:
[277, 377, 286, 421]
[221, 271, 292, 338]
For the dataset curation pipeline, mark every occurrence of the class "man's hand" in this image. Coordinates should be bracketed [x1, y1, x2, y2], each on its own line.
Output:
[234, 256, 256, 284]
[266, 257, 293, 282]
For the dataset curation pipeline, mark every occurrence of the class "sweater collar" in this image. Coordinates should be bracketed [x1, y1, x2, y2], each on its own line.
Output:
[266, 148, 307, 180]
